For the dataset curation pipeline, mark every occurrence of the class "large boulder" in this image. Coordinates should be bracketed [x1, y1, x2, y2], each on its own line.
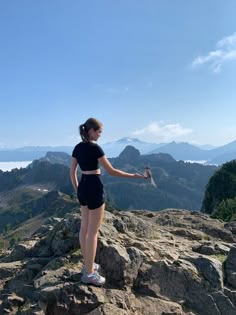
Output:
[224, 245, 236, 288]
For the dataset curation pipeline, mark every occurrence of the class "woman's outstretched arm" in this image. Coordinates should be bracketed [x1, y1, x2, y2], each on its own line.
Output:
[98, 155, 145, 178]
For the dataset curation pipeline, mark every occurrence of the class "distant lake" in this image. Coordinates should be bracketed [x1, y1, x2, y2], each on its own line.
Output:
[0, 161, 32, 172]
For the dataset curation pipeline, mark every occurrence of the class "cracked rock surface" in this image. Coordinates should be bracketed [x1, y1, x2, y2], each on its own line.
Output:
[0, 209, 235, 315]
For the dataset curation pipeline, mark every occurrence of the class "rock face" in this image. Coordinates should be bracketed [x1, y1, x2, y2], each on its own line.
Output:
[0, 208, 236, 315]
[118, 145, 141, 162]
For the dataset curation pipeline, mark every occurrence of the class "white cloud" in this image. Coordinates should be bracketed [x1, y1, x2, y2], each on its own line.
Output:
[191, 32, 236, 73]
[131, 121, 193, 142]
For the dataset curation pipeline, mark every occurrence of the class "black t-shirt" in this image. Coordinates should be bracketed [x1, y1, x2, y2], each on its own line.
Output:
[72, 141, 105, 171]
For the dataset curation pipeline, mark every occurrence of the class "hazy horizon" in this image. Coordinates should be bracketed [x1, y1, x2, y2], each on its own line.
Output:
[0, 136, 235, 150]
[0, 161, 32, 172]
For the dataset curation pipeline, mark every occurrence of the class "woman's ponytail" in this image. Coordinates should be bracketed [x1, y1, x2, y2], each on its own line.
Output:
[79, 118, 103, 142]
[79, 124, 89, 142]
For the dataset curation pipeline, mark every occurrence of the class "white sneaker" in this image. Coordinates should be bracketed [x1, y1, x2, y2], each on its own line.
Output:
[81, 271, 105, 286]
[81, 262, 101, 274]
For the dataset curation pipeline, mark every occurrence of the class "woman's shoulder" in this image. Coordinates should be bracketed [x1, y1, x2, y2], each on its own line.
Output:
[89, 142, 104, 150]
[75, 141, 87, 147]
[91, 142, 105, 156]
[88, 141, 99, 147]
[72, 141, 84, 152]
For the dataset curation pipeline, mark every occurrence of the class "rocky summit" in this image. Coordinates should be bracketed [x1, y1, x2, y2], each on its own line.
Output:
[0, 208, 236, 315]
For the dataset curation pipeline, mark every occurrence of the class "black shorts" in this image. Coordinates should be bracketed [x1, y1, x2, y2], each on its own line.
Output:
[77, 174, 105, 210]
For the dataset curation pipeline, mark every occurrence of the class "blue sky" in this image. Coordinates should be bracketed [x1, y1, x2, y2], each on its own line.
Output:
[0, 0, 235, 148]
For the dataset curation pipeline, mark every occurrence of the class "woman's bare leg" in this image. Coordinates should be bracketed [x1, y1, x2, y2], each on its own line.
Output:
[79, 206, 89, 263]
[84, 203, 105, 274]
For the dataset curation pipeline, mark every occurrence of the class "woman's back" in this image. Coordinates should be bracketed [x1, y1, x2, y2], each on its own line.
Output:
[72, 141, 104, 171]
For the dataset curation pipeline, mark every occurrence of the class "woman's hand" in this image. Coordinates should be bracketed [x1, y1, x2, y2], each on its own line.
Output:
[133, 173, 147, 179]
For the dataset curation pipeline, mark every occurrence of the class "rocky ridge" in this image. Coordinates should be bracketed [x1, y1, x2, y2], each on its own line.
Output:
[0, 208, 236, 315]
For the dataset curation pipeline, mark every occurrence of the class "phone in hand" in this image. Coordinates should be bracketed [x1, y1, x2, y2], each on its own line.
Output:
[144, 167, 157, 188]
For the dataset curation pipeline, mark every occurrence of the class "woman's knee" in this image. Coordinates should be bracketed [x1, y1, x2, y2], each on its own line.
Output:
[87, 229, 99, 239]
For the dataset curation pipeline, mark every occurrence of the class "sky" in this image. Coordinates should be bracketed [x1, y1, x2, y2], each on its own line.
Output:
[0, 0, 235, 148]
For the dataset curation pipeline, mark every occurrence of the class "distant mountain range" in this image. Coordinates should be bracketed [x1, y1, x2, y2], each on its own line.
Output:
[101, 137, 165, 157]
[0, 138, 235, 165]
[0, 146, 73, 162]
[0, 146, 218, 233]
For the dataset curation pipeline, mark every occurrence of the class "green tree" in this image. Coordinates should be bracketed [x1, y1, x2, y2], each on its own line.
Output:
[4, 223, 12, 233]
[211, 197, 236, 222]
[201, 160, 236, 214]
[9, 238, 16, 248]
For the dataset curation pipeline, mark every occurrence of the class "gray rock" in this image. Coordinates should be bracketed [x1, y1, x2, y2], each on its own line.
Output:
[0, 293, 25, 315]
[215, 243, 231, 255]
[0, 209, 236, 315]
[192, 242, 231, 256]
[192, 243, 215, 255]
[0, 261, 23, 279]
[225, 245, 236, 288]
[135, 259, 222, 315]
[129, 295, 185, 315]
[224, 287, 236, 308]
[200, 225, 235, 242]
[183, 255, 223, 290]
[171, 228, 204, 241]
[211, 291, 236, 315]
[97, 239, 131, 288]
[2, 240, 38, 262]
[224, 221, 236, 235]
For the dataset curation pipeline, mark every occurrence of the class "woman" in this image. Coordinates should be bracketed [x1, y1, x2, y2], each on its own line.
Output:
[70, 117, 146, 286]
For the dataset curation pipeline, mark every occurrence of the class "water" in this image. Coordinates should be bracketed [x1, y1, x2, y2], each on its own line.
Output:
[0, 161, 32, 172]
[184, 160, 208, 164]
